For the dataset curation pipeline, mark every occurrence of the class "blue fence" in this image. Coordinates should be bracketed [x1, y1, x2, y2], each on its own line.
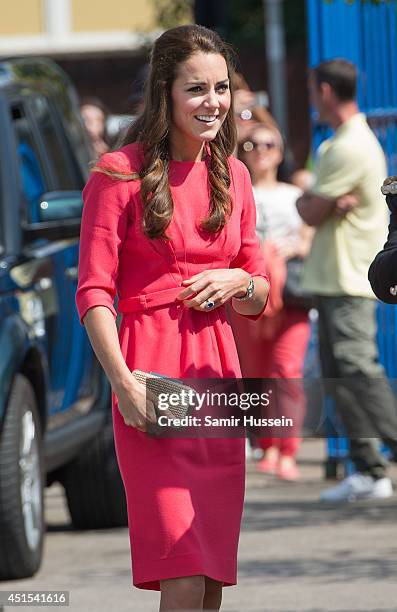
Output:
[306, 0, 397, 473]
[307, 0, 397, 174]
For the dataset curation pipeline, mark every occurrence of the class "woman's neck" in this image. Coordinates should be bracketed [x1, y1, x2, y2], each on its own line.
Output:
[251, 168, 279, 189]
[169, 135, 207, 162]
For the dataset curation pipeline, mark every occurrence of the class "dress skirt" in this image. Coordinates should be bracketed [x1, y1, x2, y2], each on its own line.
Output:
[111, 303, 246, 591]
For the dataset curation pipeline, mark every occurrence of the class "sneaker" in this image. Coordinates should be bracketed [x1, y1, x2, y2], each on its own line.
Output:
[320, 473, 393, 503]
[256, 456, 278, 475]
[276, 457, 300, 481]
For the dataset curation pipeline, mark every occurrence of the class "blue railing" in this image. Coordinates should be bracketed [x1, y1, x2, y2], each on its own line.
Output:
[307, 0, 397, 168]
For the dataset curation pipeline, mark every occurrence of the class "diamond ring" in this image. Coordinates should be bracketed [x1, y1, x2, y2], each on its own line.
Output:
[205, 299, 215, 310]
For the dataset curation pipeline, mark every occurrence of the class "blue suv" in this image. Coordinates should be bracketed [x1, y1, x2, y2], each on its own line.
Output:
[0, 58, 127, 581]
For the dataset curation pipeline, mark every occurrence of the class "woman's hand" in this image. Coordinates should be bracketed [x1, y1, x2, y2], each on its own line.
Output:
[115, 378, 168, 432]
[177, 268, 251, 311]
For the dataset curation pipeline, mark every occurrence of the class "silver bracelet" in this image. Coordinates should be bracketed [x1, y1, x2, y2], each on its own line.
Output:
[233, 277, 254, 301]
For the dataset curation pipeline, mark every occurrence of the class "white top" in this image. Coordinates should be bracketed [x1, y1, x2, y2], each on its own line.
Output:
[252, 183, 303, 244]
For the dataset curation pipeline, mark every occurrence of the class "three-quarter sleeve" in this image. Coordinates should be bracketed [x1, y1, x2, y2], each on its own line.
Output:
[230, 162, 269, 320]
[75, 170, 131, 326]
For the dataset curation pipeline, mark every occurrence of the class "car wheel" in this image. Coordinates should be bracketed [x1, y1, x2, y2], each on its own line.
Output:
[60, 420, 128, 529]
[0, 374, 45, 579]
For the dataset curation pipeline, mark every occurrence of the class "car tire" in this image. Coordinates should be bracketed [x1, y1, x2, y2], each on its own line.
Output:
[0, 374, 45, 580]
[60, 420, 128, 529]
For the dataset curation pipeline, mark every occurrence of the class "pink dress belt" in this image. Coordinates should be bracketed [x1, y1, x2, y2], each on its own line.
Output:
[118, 287, 185, 313]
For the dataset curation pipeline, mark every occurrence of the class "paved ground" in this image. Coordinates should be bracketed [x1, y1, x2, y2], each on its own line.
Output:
[1, 439, 397, 611]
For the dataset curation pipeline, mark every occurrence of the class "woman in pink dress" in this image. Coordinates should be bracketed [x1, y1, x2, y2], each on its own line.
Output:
[75, 25, 269, 611]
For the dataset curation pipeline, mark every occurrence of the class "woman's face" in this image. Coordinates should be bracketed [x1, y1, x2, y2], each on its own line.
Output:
[170, 52, 231, 147]
[242, 127, 283, 174]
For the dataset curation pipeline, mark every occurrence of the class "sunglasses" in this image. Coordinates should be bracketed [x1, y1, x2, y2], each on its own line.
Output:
[242, 140, 278, 152]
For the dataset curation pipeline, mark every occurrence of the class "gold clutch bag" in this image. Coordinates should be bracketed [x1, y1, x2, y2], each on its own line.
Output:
[131, 370, 196, 423]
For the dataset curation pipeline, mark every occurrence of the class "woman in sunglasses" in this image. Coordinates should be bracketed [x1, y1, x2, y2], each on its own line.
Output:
[230, 121, 313, 481]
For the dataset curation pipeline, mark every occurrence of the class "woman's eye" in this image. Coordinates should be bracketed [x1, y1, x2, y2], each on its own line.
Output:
[187, 84, 229, 93]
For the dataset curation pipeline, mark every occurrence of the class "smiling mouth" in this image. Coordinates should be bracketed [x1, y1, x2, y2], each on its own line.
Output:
[195, 115, 219, 124]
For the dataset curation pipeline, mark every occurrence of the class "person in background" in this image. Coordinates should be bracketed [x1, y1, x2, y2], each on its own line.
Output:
[230, 120, 313, 481]
[297, 58, 397, 502]
[369, 177, 397, 300]
[232, 73, 277, 143]
[80, 96, 111, 158]
[232, 73, 296, 183]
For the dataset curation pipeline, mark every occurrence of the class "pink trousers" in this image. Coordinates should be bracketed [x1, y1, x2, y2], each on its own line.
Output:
[230, 307, 310, 457]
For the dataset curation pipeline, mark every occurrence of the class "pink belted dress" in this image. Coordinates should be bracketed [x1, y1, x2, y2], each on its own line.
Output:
[75, 142, 268, 591]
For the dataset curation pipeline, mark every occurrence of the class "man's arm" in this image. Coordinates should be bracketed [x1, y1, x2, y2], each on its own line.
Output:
[296, 191, 360, 226]
[296, 191, 336, 226]
[297, 138, 363, 227]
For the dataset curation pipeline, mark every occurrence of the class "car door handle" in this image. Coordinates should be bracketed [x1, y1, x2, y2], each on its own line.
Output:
[65, 266, 78, 280]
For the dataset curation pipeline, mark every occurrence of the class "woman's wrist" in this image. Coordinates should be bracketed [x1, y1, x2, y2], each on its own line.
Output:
[111, 370, 136, 396]
[233, 277, 254, 301]
[233, 269, 252, 298]
[232, 277, 269, 316]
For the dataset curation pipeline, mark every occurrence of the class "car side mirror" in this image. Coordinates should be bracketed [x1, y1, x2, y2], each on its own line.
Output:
[34, 191, 83, 222]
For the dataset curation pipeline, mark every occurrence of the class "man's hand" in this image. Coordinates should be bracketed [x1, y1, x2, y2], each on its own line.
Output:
[381, 175, 397, 193]
[381, 176, 397, 213]
[334, 193, 359, 218]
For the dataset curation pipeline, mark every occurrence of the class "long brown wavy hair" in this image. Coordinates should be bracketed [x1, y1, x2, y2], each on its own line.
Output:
[93, 24, 237, 240]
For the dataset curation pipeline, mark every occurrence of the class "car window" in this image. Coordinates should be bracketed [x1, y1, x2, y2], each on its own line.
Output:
[56, 86, 92, 184]
[11, 103, 49, 224]
[29, 96, 76, 191]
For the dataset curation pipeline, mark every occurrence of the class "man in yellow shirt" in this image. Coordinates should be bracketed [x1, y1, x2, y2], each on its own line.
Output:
[297, 58, 397, 502]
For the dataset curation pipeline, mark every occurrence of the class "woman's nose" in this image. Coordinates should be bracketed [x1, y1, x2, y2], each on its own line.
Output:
[203, 89, 219, 109]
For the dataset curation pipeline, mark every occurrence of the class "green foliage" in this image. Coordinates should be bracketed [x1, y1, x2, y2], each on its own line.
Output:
[227, 0, 306, 50]
[152, 0, 193, 29]
[151, 0, 306, 50]
[226, 0, 264, 49]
